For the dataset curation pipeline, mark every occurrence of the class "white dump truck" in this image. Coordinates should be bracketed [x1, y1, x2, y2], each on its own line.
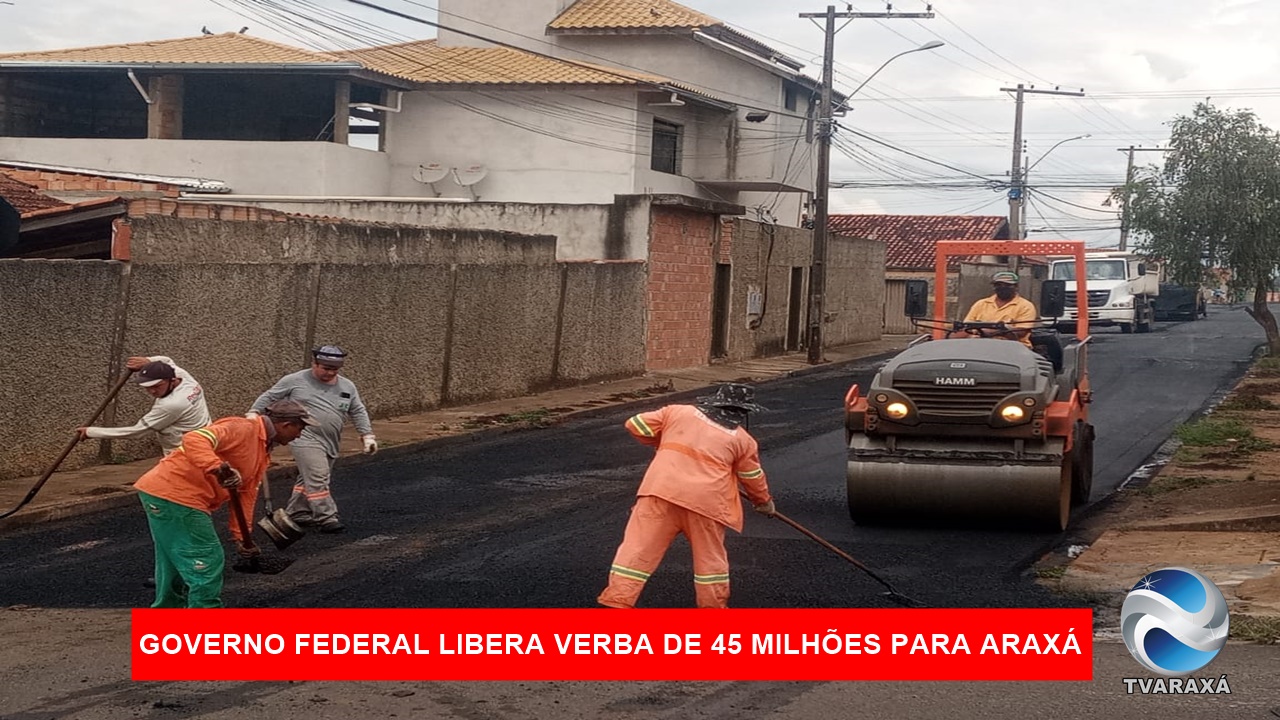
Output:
[1044, 251, 1161, 334]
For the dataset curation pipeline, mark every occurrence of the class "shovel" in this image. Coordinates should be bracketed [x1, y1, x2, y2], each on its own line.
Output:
[226, 475, 294, 575]
[256, 472, 305, 551]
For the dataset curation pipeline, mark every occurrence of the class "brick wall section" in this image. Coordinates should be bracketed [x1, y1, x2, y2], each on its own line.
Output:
[646, 206, 716, 370]
[0, 168, 181, 197]
[717, 217, 734, 264]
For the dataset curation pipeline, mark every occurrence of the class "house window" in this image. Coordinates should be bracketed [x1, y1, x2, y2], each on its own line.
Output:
[784, 82, 799, 111]
[651, 119, 682, 175]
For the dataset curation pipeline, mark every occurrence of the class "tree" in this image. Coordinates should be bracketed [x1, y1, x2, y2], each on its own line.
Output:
[1119, 102, 1280, 350]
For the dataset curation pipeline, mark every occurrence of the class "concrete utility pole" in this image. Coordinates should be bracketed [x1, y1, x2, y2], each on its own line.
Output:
[800, 3, 935, 365]
[1000, 84, 1085, 242]
[1117, 146, 1169, 251]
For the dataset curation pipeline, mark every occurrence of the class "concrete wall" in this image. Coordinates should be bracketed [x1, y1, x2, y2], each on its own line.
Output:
[226, 199, 628, 262]
[0, 259, 124, 481]
[0, 216, 648, 480]
[0, 138, 390, 195]
[718, 221, 885, 362]
[127, 215, 557, 266]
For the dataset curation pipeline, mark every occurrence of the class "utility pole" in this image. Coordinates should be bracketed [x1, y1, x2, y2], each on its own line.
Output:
[1117, 146, 1169, 251]
[800, 3, 934, 364]
[999, 84, 1085, 242]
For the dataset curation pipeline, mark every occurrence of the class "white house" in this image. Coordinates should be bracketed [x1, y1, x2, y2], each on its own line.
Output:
[0, 0, 825, 226]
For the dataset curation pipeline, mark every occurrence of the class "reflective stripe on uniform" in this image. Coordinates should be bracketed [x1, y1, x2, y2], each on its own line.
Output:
[694, 573, 730, 585]
[736, 468, 764, 479]
[627, 415, 655, 437]
[192, 428, 218, 448]
[609, 564, 652, 581]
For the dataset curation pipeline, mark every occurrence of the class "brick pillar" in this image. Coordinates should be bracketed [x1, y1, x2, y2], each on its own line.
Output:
[146, 75, 184, 139]
[646, 206, 716, 370]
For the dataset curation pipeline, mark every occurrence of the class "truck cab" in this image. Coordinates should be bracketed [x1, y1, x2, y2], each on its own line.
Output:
[1044, 252, 1161, 334]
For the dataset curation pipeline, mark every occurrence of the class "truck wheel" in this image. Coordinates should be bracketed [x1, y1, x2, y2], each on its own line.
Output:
[1136, 319, 1153, 333]
[1119, 322, 1134, 334]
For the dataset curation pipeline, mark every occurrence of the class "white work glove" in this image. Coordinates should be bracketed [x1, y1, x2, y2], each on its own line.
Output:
[362, 434, 378, 454]
[754, 499, 777, 518]
[245, 410, 261, 420]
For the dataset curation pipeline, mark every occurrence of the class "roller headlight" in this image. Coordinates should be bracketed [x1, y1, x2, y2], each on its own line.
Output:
[1000, 405, 1025, 421]
[884, 402, 910, 420]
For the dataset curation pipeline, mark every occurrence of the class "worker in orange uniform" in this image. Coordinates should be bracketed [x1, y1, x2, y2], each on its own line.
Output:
[133, 399, 316, 608]
[949, 270, 1038, 346]
[598, 383, 776, 609]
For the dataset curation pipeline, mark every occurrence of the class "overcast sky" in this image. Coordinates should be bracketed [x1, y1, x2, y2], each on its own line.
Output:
[3, 0, 1278, 247]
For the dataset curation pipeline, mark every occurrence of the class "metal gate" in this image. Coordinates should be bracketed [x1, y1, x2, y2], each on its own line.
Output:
[882, 279, 916, 334]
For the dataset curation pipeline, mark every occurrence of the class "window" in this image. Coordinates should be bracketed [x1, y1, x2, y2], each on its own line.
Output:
[651, 119, 682, 175]
[783, 82, 798, 111]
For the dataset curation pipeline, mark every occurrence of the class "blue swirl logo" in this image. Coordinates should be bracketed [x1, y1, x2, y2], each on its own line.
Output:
[1121, 567, 1229, 676]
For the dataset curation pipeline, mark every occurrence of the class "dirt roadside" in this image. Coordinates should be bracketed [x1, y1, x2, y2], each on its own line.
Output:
[1039, 352, 1280, 643]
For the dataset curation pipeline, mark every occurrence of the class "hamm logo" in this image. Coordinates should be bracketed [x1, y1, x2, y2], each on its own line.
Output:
[934, 377, 976, 386]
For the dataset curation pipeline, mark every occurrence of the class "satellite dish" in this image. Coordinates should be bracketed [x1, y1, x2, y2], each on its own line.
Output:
[413, 163, 448, 197]
[451, 164, 488, 200]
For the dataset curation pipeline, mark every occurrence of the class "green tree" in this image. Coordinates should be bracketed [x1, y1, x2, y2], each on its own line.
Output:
[1119, 102, 1280, 350]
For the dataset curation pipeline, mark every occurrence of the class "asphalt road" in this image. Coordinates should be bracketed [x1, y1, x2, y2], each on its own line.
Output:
[0, 305, 1263, 612]
[0, 305, 1275, 719]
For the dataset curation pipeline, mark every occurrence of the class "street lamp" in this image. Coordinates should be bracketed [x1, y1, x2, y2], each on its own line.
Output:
[845, 41, 946, 100]
[807, 39, 944, 364]
[1020, 134, 1090, 239]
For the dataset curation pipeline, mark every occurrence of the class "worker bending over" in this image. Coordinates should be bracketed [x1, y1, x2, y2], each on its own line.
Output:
[598, 383, 776, 609]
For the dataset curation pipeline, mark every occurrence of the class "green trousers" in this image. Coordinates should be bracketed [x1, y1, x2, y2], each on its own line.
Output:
[138, 491, 225, 608]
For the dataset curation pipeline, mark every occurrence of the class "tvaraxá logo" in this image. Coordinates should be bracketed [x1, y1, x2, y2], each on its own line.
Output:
[1119, 567, 1232, 696]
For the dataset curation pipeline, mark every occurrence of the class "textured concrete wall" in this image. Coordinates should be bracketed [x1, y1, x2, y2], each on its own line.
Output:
[718, 221, 885, 361]
[310, 264, 454, 419]
[445, 264, 563, 404]
[0, 260, 124, 481]
[825, 234, 887, 347]
[127, 215, 556, 266]
[557, 262, 647, 383]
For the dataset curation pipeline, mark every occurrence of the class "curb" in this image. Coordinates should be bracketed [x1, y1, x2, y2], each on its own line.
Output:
[0, 347, 904, 535]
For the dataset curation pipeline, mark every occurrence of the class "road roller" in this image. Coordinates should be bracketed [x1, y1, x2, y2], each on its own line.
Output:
[844, 240, 1095, 531]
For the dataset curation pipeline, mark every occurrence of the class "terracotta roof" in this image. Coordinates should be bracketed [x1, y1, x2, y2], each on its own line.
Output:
[828, 214, 1009, 270]
[330, 39, 665, 85]
[328, 40, 725, 105]
[0, 173, 69, 216]
[549, 0, 719, 31]
[0, 32, 352, 66]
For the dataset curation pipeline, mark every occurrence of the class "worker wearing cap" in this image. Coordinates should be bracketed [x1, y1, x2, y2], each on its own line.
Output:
[246, 345, 376, 534]
[78, 356, 211, 456]
[951, 270, 1038, 347]
[133, 400, 316, 608]
[598, 383, 776, 610]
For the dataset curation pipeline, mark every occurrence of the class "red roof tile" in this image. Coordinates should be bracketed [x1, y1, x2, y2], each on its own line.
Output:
[0, 172, 69, 216]
[828, 214, 1009, 270]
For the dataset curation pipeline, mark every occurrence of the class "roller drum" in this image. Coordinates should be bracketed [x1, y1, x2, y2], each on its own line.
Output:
[847, 436, 1070, 531]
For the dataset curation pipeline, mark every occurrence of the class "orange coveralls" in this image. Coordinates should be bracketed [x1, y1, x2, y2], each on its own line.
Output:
[598, 404, 773, 609]
[134, 416, 270, 607]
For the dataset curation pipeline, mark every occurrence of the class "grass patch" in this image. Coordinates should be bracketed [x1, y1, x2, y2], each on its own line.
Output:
[1035, 565, 1067, 579]
[1229, 615, 1280, 644]
[461, 408, 557, 430]
[1136, 475, 1231, 496]
[1221, 393, 1280, 411]
[1252, 356, 1280, 377]
[1174, 417, 1274, 453]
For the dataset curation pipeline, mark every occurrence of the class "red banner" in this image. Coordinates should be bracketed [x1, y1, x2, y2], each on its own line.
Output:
[131, 608, 1092, 681]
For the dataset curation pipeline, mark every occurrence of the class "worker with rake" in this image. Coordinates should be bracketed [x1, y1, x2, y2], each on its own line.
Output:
[133, 400, 315, 608]
[598, 383, 776, 609]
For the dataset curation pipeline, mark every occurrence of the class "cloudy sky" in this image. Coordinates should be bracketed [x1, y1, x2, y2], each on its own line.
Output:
[3, 0, 1278, 247]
